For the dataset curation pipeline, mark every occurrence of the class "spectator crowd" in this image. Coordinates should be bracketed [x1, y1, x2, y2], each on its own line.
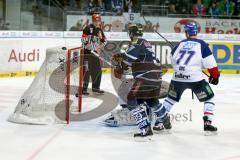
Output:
[153, 0, 239, 17]
[37, 0, 240, 18]
[168, 0, 239, 17]
[55, 0, 139, 15]
[57, 0, 239, 17]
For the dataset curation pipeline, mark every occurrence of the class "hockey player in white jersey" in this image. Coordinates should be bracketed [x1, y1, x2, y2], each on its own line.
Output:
[153, 22, 220, 135]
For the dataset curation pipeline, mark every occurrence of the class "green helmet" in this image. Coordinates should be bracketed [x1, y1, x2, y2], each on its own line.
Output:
[128, 23, 143, 37]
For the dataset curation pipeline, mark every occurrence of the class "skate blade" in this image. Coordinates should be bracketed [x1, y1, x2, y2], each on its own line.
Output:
[134, 135, 153, 142]
[153, 129, 172, 134]
[204, 131, 218, 136]
[100, 121, 119, 127]
[92, 92, 104, 95]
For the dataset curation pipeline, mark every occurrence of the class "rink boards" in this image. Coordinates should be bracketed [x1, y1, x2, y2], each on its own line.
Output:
[0, 31, 239, 78]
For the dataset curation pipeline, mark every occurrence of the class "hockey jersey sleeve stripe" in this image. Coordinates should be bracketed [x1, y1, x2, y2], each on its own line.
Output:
[202, 54, 217, 69]
[124, 52, 138, 60]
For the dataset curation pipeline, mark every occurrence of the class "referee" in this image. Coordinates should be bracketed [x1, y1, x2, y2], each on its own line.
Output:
[81, 13, 106, 95]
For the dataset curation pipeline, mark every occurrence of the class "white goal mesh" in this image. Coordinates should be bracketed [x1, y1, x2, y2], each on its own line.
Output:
[8, 46, 83, 124]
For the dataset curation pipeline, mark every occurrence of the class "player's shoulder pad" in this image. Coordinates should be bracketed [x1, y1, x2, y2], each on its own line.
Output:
[89, 23, 95, 28]
[190, 38, 208, 46]
[190, 39, 211, 58]
[83, 24, 96, 32]
[171, 42, 180, 56]
[96, 26, 102, 31]
[139, 38, 152, 48]
[182, 38, 211, 58]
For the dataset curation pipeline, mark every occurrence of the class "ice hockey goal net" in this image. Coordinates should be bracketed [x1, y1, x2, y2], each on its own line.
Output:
[8, 46, 84, 124]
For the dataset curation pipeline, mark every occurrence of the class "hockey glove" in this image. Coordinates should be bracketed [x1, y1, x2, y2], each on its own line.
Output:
[112, 53, 124, 63]
[208, 67, 220, 85]
[113, 66, 124, 79]
[111, 53, 128, 70]
[209, 72, 220, 85]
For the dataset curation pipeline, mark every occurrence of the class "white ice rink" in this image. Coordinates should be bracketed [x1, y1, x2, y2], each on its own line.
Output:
[0, 74, 240, 160]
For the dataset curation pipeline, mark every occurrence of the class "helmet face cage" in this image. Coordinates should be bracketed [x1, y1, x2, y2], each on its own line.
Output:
[128, 23, 143, 37]
[184, 22, 199, 36]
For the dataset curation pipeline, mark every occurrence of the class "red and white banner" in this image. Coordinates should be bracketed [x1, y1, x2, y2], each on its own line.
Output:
[67, 14, 240, 34]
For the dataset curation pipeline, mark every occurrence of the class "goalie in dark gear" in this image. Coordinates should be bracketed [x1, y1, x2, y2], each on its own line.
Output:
[104, 28, 170, 135]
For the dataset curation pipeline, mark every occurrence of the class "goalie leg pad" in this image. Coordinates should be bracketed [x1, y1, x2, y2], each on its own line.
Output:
[132, 104, 153, 140]
[132, 105, 151, 130]
[103, 106, 136, 127]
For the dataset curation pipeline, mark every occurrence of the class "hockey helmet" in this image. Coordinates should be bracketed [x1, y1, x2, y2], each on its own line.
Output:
[92, 13, 101, 22]
[184, 22, 199, 36]
[128, 23, 143, 37]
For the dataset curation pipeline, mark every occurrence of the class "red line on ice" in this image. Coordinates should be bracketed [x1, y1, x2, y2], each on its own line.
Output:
[26, 127, 64, 160]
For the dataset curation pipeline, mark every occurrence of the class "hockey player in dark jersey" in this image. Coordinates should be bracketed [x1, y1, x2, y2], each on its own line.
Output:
[81, 13, 106, 95]
[110, 23, 171, 140]
[103, 45, 170, 127]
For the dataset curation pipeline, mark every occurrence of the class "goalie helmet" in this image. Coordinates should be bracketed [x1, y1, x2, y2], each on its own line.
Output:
[128, 23, 143, 37]
[184, 22, 199, 36]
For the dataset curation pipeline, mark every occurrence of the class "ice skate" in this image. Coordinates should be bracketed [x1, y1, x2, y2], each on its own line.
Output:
[134, 126, 153, 142]
[153, 114, 172, 134]
[203, 116, 217, 136]
[92, 88, 104, 95]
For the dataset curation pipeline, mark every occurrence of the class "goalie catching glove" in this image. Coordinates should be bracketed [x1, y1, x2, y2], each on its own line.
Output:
[111, 53, 129, 79]
[112, 53, 124, 63]
[111, 53, 128, 68]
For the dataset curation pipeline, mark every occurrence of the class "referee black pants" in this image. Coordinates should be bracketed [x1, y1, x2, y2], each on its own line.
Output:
[83, 50, 102, 91]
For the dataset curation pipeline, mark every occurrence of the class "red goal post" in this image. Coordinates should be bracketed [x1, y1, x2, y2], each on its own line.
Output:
[66, 47, 84, 124]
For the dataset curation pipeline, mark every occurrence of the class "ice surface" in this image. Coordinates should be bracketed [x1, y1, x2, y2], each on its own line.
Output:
[0, 74, 240, 160]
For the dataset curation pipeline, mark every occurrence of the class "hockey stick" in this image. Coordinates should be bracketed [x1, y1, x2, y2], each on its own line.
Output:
[91, 48, 132, 70]
[91, 50, 113, 67]
[142, 15, 209, 78]
[142, 16, 174, 48]
[92, 50, 165, 81]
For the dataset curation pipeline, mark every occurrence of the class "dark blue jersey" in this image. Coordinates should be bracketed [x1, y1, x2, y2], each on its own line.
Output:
[124, 38, 162, 81]
[125, 38, 159, 64]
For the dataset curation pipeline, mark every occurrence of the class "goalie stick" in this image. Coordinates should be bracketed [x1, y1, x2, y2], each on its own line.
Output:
[92, 50, 167, 83]
[91, 50, 131, 68]
[91, 50, 113, 67]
